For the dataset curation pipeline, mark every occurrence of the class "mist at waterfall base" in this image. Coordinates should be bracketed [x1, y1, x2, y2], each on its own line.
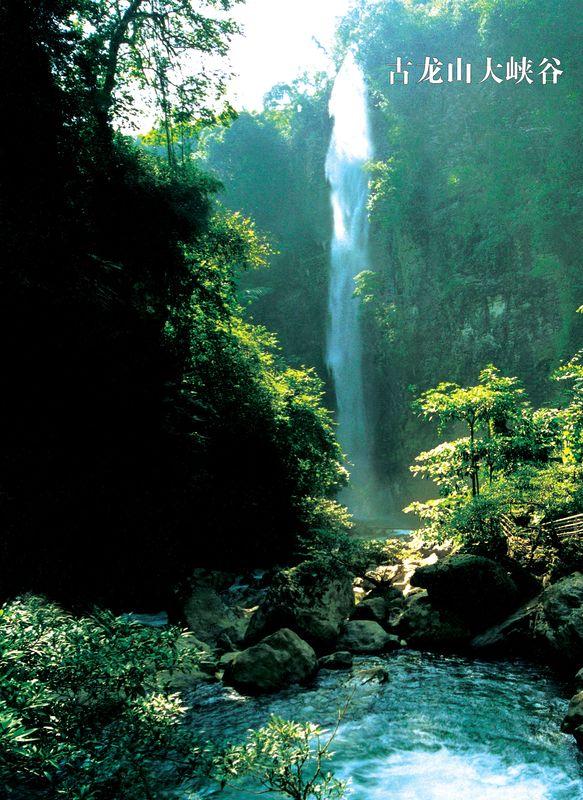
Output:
[326, 54, 397, 526]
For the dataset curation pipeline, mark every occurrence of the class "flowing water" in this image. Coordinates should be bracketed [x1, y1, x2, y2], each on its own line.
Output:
[326, 53, 376, 518]
[188, 651, 582, 799]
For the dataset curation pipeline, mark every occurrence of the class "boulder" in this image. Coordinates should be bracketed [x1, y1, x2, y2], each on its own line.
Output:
[411, 554, 521, 630]
[177, 631, 213, 656]
[366, 564, 399, 586]
[561, 691, 583, 748]
[534, 573, 583, 662]
[218, 651, 238, 670]
[223, 628, 317, 694]
[367, 585, 406, 606]
[575, 667, 583, 691]
[473, 573, 583, 666]
[318, 651, 354, 670]
[394, 592, 472, 647]
[245, 562, 354, 649]
[366, 547, 447, 597]
[337, 620, 401, 654]
[183, 584, 248, 648]
[471, 601, 537, 654]
[351, 597, 388, 625]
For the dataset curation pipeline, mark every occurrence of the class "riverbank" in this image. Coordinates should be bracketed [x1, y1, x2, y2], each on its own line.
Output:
[174, 537, 583, 756]
[3, 537, 583, 799]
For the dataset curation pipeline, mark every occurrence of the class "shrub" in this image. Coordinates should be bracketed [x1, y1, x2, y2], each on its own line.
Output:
[213, 715, 348, 800]
[0, 595, 204, 798]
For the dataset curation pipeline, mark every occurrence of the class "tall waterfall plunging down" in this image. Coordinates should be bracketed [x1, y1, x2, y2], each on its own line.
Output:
[326, 53, 375, 519]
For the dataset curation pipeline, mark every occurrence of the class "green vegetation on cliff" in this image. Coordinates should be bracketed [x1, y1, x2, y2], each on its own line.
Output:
[405, 314, 583, 571]
[199, 0, 582, 499]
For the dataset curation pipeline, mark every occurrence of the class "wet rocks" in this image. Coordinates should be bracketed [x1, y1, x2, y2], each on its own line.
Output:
[183, 584, 249, 648]
[245, 562, 354, 649]
[337, 620, 401, 654]
[318, 651, 354, 670]
[181, 569, 269, 651]
[473, 572, 583, 666]
[471, 598, 540, 654]
[411, 554, 521, 630]
[223, 628, 317, 694]
[351, 596, 388, 625]
[394, 592, 472, 647]
[561, 691, 583, 748]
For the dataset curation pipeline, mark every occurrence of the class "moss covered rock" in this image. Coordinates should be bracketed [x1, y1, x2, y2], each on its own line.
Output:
[223, 628, 317, 694]
[245, 559, 354, 649]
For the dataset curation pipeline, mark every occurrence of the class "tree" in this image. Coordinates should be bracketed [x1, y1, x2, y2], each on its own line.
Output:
[406, 355, 582, 562]
[0, 0, 348, 601]
[405, 367, 553, 540]
[69, 0, 242, 139]
[412, 366, 526, 497]
[552, 306, 583, 465]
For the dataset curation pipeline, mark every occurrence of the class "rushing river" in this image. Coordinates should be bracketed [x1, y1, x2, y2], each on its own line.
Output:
[188, 650, 582, 799]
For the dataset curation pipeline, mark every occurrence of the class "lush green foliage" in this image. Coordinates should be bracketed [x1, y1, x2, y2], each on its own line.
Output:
[1, 596, 348, 799]
[405, 338, 583, 566]
[0, 596, 206, 798]
[297, 526, 407, 581]
[214, 715, 348, 800]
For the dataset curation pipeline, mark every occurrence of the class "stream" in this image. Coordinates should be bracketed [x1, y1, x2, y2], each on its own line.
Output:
[188, 650, 582, 799]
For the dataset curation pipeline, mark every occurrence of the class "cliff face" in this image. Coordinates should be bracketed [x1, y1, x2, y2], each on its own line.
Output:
[201, 2, 581, 509]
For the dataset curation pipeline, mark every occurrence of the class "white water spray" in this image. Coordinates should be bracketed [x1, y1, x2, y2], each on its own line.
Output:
[326, 53, 375, 518]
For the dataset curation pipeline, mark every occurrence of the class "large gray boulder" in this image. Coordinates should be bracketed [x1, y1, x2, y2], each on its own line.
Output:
[535, 573, 583, 661]
[411, 554, 521, 630]
[351, 596, 388, 625]
[471, 601, 537, 653]
[245, 561, 354, 649]
[473, 573, 583, 666]
[223, 628, 317, 694]
[561, 691, 583, 748]
[337, 620, 401, 654]
[183, 584, 248, 648]
[393, 592, 472, 647]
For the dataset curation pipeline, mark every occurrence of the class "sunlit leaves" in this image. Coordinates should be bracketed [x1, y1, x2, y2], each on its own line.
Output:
[406, 356, 582, 551]
[0, 596, 204, 797]
[213, 716, 348, 800]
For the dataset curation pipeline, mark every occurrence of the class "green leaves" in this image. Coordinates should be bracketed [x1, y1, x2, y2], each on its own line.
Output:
[1, 597, 349, 799]
[414, 366, 526, 436]
[406, 353, 583, 558]
[213, 715, 348, 800]
[0, 596, 205, 798]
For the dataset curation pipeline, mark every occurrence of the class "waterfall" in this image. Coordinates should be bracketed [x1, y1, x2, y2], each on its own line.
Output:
[326, 53, 375, 518]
